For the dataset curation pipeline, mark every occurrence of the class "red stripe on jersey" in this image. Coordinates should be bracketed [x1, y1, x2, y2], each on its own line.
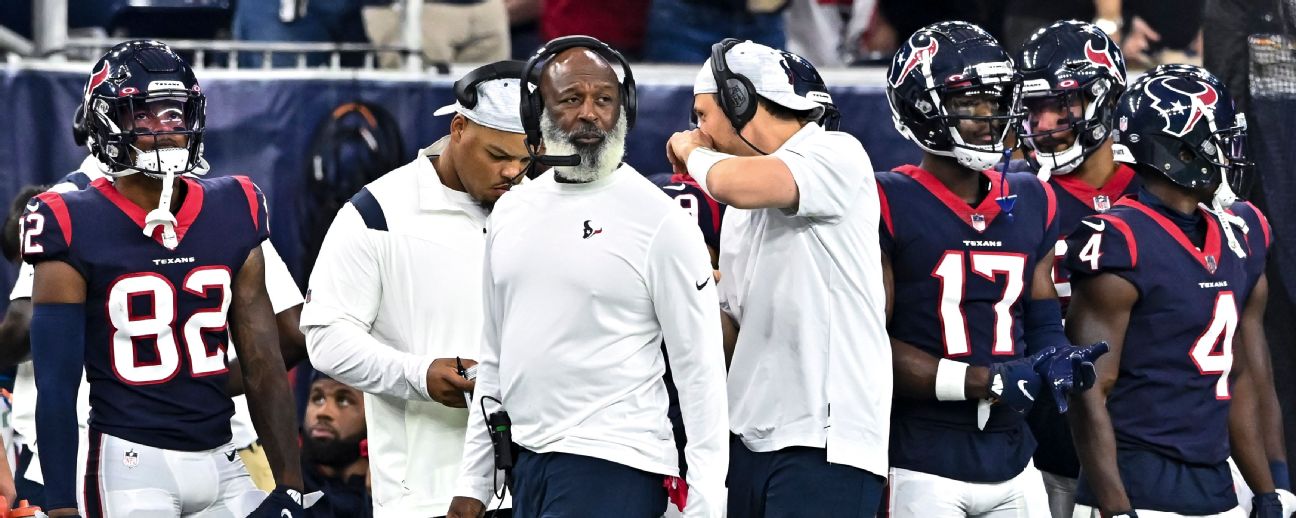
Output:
[1242, 201, 1272, 247]
[1040, 177, 1057, 229]
[894, 165, 1009, 232]
[876, 181, 894, 237]
[1094, 214, 1139, 268]
[1118, 198, 1223, 273]
[172, 177, 204, 243]
[234, 176, 260, 231]
[1051, 164, 1138, 208]
[36, 192, 73, 247]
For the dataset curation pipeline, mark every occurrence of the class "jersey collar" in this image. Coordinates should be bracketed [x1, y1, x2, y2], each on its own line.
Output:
[894, 164, 1009, 233]
[1050, 164, 1136, 213]
[1118, 196, 1223, 274]
[91, 176, 204, 248]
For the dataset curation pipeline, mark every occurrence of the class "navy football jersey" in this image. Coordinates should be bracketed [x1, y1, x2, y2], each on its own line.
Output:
[1064, 194, 1264, 465]
[878, 165, 1060, 482]
[1066, 194, 1268, 513]
[21, 175, 269, 451]
[650, 172, 724, 250]
[1028, 163, 1141, 478]
[1048, 164, 1140, 310]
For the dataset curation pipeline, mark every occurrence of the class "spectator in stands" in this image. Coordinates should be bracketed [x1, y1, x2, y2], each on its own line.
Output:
[523, 0, 651, 59]
[364, 0, 510, 66]
[644, 0, 786, 63]
[783, 0, 892, 66]
[233, 0, 368, 68]
[303, 374, 372, 518]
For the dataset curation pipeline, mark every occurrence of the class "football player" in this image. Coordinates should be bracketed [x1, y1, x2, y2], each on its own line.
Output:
[1012, 20, 1138, 518]
[20, 41, 312, 517]
[1065, 65, 1292, 518]
[878, 21, 1105, 517]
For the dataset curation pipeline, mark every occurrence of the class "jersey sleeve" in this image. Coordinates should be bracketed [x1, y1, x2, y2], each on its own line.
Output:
[777, 132, 872, 222]
[1230, 201, 1271, 276]
[19, 193, 76, 269]
[1063, 214, 1138, 278]
[232, 176, 271, 245]
[661, 179, 724, 251]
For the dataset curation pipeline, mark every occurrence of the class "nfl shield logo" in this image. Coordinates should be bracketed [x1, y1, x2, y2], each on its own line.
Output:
[124, 449, 139, 469]
[971, 214, 986, 232]
[1205, 255, 1218, 274]
[1093, 195, 1111, 212]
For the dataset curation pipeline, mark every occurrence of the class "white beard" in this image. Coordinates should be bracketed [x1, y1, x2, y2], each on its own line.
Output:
[540, 110, 627, 183]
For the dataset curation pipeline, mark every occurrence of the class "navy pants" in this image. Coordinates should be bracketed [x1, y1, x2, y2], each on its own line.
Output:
[728, 435, 886, 518]
[512, 450, 667, 518]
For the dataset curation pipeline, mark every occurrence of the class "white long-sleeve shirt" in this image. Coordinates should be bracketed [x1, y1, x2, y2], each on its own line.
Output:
[455, 165, 729, 517]
[301, 140, 497, 514]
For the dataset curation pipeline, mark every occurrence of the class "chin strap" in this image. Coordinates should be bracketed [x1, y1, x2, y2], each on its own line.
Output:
[1201, 180, 1249, 260]
[142, 170, 180, 250]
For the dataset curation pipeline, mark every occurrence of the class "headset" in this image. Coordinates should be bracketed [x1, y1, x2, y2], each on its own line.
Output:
[519, 35, 637, 166]
[711, 38, 759, 132]
[453, 60, 526, 110]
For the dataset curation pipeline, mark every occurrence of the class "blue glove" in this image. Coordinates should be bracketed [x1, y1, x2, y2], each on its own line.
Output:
[1036, 341, 1110, 413]
[247, 486, 323, 518]
[1252, 492, 1283, 518]
[988, 347, 1053, 415]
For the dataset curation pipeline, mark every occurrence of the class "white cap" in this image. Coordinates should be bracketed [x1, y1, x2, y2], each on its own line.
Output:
[694, 40, 823, 114]
[433, 77, 525, 134]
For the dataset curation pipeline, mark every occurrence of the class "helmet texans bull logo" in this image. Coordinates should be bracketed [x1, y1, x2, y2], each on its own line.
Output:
[890, 38, 939, 87]
[1084, 39, 1124, 85]
[1145, 75, 1219, 138]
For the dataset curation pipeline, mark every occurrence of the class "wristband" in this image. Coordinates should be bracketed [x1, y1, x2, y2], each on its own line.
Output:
[935, 358, 969, 401]
[686, 147, 733, 200]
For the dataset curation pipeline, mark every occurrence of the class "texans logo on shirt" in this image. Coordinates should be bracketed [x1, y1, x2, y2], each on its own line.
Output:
[582, 220, 603, 239]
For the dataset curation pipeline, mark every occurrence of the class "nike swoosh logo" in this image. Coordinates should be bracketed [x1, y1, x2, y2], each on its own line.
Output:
[225, 451, 237, 462]
[1082, 219, 1106, 232]
[25, 201, 39, 212]
[663, 184, 687, 191]
[696, 277, 710, 290]
[281, 511, 293, 518]
[1018, 380, 1035, 401]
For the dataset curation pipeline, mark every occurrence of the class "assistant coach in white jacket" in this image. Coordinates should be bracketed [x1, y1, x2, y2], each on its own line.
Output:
[449, 37, 729, 518]
[301, 62, 532, 515]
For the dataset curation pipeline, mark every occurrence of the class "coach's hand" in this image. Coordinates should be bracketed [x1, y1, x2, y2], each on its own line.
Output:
[427, 358, 477, 408]
[448, 496, 487, 518]
[666, 129, 716, 175]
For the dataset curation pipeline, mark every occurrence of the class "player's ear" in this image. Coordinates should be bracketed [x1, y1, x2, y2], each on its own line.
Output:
[450, 114, 468, 144]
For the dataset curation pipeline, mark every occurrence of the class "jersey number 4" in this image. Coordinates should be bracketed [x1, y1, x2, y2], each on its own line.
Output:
[932, 251, 1027, 357]
[107, 267, 232, 385]
[1190, 292, 1238, 400]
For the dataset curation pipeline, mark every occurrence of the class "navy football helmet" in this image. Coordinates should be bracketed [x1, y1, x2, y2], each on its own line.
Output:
[81, 40, 208, 178]
[779, 49, 841, 131]
[887, 21, 1022, 171]
[1112, 65, 1242, 190]
[1017, 20, 1127, 176]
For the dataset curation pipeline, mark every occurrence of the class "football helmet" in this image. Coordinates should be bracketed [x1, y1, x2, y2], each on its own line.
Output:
[1017, 20, 1127, 176]
[1112, 65, 1241, 190]
[81, 40, 208, 178]
[779, 49, 841, 131]
[887, 21, 1023, 171]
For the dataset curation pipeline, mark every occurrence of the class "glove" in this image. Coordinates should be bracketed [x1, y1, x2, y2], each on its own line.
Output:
[247, 485, 324, 518]
[987, 347, 1052, 416]
[1036, 341, 1110, 413]
[1252, 491, 1283, 518]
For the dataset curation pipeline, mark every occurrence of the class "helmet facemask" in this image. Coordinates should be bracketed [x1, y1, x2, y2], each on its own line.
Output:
[1021, 79, 1115, 177]
[89, 89, 209, 180]
[931, 79, 1021, 171]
